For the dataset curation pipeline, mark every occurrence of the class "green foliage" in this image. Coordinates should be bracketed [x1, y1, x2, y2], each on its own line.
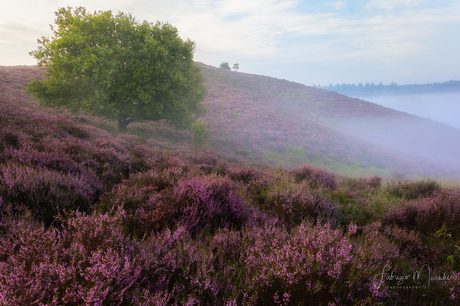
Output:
[384, 179, 440, 200]
[27, 7, 207, 132]
[219, 62, 231, 70]
[191, 118, 211, 149]
[232, 63, 239, 71]
[285, 144, 305, 164]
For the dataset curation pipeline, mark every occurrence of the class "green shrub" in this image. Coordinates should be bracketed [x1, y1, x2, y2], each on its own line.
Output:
[191, 119, 211, 149]
[384, 179, 440, 200]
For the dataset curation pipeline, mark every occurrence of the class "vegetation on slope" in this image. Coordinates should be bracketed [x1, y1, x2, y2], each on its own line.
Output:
[1, 65, 460, 304]
[197, 64, 460, 178]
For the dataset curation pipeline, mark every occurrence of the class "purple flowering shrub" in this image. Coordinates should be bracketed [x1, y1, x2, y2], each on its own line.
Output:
[244, 172, 338, 228]
[227, 166, 269, 184]
[87, 138, 132, 189]
[55, 116, 90, 139]
[384, 225, 424, 258]
[289, 164, 338, 190]
[100, 166, 256, 238]
[340, 175, 382, 192]
[96, 153, 192, 235]
[220, 221, 399, 304]
[264, 186, 337, 228]
[0, 210, 144, 305]
[3, 143, 90, 177]
[129, 144, 153, 172]
[46, 136, 131, 190]
[0, 127, 22, 150]
[191, 150, 229, 175]
[384, 189, 460, 234]
[383, 189, 460, 268]
[0, 164, 99, 225]
[165, 175, 251, 237]
[135, 226, 221, 304]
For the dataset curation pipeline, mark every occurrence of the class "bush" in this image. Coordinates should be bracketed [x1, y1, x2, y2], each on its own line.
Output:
[227, 166, 268, 184]
[330, 176, 384, 227]
[167, 175, 250, 236]
[384, 189, 460, 235]
[265, 187, 337, 228]
[56, 117, 89, 139]
[237, 221, 399, 304]
[191, 118, 211, 149]
[3, 144, 88, 176]
[384, 179, 440, 200]
[0, 210, 143, 305]
[90, 138, 132, 189]
[290, 165, 337, 190]
[0, 164, 100, 225]
[0, 128, 21, 150]
[191, 151, 229, 175]
[102, 173, 252, 238]
[129, 144, 153, 172]
[340, 175, 382, 192]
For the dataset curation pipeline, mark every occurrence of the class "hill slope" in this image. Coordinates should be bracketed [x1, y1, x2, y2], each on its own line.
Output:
[3, 65, 460, 304]
[1, 64, 460, 178]
[198, 63, 460, 178]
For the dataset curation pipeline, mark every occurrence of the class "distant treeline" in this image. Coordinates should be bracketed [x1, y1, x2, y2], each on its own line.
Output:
[316, 80, 460, 97]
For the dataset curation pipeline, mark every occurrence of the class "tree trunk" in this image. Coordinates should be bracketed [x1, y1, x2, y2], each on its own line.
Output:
[118, 118, 134, 133]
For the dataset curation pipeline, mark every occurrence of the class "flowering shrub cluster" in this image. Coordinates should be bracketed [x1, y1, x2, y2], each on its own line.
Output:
[0, 133, 133, 224]
[384, 189, 460, 234]
[1, 65, 460, 304]
[1, 163, 98, 225]
[289, 165, 338, 190]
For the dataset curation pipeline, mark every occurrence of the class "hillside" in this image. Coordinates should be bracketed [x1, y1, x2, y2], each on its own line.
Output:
[2, 64, 460, 304]
[198, 63, 460, 178]
[2, 64, 460, 178]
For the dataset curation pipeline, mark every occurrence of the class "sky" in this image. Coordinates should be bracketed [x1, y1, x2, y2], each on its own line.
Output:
[1, 0, 460, 86]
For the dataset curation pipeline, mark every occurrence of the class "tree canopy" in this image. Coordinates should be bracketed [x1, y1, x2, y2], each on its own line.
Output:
[27, 7, 207, 132]
[219, 62, 231, 70]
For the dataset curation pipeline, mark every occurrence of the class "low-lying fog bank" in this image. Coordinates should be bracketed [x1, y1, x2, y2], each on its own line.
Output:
[357, 93, 460, 129]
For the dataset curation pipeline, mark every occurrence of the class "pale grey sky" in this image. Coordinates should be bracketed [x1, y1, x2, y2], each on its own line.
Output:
[1, 0, 459, 85]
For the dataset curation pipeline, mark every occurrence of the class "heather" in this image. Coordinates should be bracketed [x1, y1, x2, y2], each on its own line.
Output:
[1, 66, 460, 304]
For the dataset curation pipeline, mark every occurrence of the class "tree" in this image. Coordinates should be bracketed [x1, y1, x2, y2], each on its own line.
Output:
[191, 118, 211, 149]
[219, 62, 231, 70]
[27, 7, 207, 132]
[232, 63, 239, 71]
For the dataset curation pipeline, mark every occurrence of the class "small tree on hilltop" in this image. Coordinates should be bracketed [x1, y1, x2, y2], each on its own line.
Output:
[232, 63, 239, 71]
[220, 62, 231, 70]
[27, 7, 207, 132]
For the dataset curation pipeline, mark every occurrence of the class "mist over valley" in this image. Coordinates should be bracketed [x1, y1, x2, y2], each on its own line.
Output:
[319, 81, 460, 129]
[359, 93, 460, 129]
[197, 64, 460, 178]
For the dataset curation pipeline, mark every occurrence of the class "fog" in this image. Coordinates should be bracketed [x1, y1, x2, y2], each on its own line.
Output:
[357, 93, 460, 129]
[330, 111, 460, 178]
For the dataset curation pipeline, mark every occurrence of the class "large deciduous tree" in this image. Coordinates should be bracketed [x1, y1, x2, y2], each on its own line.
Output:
[27, 7, 207, 132]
